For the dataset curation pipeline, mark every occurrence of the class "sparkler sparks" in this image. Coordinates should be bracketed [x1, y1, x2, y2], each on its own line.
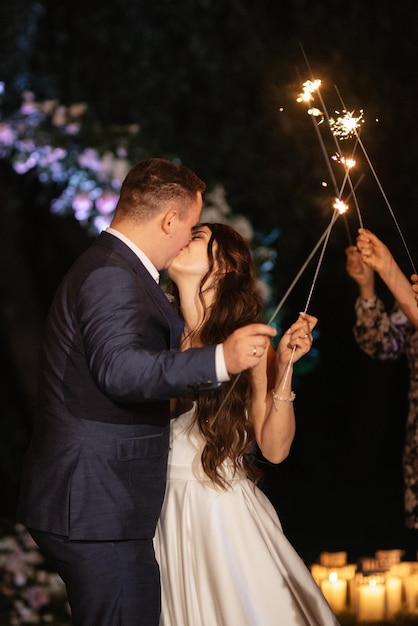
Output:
[332, 153, 356, 169]
[329, 109, 364, 140]
[333, 198, 349, 214]
[296, 79, 321, 103]
[308, 107, 324, 123]
[295, 51, 416, 273]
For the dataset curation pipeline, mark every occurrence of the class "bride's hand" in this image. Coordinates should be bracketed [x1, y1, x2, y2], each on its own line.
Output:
[277, 312, 317, 365]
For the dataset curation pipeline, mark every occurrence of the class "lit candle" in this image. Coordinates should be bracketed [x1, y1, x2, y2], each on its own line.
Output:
[356, 575, 386, 622]
[385, 574, 403, 618]
[319, 551, 347, 568]
[375, 549, 404, 570]
[310, 564, 328, 586]
[405, 571, 418, 614]
[339, 564, 357, 612]
[321, 571, 347, 614]
[390, 562, 412, 579]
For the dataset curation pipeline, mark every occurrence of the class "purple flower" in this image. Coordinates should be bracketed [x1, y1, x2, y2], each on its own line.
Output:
[24, 584, 51, 609]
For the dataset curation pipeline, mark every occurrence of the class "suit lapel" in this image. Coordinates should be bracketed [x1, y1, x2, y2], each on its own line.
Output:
[96, 232, 184, 348]
[138, 266, 184, 348]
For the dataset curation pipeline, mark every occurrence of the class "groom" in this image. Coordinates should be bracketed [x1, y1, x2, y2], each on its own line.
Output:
[17, 158, 276, 625]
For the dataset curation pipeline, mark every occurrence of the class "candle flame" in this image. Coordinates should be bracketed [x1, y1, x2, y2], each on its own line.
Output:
[329, 109, 364, 140]
[333, 198, 348, 214]
[296, 79, 322, 103]
[329, 571, 339, 583]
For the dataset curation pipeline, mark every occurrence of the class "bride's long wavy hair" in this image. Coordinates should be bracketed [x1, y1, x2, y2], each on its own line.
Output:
[170, 223, 264, 488]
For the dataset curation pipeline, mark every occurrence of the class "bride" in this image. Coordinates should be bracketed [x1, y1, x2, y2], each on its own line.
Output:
[154, 223, 339, 625]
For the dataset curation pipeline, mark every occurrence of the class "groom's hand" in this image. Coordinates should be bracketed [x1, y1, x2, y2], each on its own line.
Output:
[222, 324, 277, 375]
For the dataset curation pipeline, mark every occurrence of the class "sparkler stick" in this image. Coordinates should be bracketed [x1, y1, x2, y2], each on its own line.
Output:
[340, 172, 366, 245]
[267, 213, 339, 326]
[332, 138, 364, 228]
[303, 208, 340, 312]
[212, 204, 346, 421]
[276, 206, 343, 392]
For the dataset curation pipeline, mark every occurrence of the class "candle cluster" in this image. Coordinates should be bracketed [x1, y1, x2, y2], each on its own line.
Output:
[310, 550, 418, 621]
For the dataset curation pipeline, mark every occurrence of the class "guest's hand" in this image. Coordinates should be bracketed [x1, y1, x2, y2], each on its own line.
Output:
[355, 228, 393, 274]
[411, 274, 418, 307]
[345, 245, 374, 288]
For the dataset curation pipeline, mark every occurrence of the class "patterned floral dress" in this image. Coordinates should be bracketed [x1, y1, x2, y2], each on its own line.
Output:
[353, 296, 418, 528]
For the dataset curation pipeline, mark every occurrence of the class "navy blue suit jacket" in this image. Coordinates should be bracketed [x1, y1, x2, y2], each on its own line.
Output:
[18, 231, 219, 540]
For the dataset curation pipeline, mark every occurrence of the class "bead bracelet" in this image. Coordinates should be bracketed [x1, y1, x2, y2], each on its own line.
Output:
[272, 390, 296, 405]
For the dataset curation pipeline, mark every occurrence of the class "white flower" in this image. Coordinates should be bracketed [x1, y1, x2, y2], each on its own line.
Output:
[200, 206, 226, 224]
[204, 184, 231, 215]
[230, 215, 254, 241]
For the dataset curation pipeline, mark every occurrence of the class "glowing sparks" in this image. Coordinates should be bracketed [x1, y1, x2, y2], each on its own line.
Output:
[329, 109, 364, 139]
[308, 107, 323, 118]
[296, 79, 322, 103]
[332, 153, 356, 169]
[333, 198, 348, 214]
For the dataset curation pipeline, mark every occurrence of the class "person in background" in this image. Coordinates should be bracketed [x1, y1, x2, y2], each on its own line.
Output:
[410, 274, 418, 309]
[346, 228, 418, 530]
[355, 228, 418, 328]
[17, 158, 276, 626]
[154, 222, 339, 626]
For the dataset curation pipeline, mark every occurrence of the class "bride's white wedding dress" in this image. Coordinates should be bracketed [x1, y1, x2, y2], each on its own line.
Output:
[154, 406, 340, 626]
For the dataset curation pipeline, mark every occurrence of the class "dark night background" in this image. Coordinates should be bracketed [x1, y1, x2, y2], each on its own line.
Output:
[1, 0, 417, 570]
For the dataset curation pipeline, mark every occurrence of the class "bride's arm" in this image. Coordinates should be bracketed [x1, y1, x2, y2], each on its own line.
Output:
[251, 313, 317, 464]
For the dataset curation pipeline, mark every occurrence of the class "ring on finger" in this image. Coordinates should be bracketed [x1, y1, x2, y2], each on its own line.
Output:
[252, 347, 257, 356]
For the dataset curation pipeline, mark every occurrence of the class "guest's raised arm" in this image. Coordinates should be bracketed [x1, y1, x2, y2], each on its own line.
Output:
[356, 228, 418, 328]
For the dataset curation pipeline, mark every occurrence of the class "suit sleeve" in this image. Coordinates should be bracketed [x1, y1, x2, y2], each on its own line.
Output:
[76, 266, 218, 402]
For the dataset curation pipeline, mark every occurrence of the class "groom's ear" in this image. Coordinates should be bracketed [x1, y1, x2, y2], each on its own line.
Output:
[161, 209, 178, 235]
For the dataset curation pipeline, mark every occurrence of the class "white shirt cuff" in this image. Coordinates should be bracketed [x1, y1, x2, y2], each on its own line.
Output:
[215, 344, 230, 382]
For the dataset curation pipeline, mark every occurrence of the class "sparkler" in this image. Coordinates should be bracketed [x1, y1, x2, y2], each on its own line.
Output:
[295, 76, 340, 200]
[329, 110, 364, 140]
[332, 153, 356, 169]
[214, 55, 380, 420]
[275, 201, 348, 393]
[334, 84, 417, 274]
[295, 73, 361, 205]
[296, 79, 322, 103]
[295, 72, 363, 245]
[212, 200, 349, 423]
[267, 201, 347, 327]
[296, 46, 365, 226]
